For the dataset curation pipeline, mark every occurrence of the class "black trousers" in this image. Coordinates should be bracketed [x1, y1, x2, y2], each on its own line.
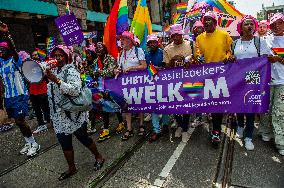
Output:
[30, 94, 50, 126]
[56, 123, 93, 151]
[102, 112, 123, 129]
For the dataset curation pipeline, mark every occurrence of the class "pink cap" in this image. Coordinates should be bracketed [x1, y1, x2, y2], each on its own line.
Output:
[237, 15, 258, 35]
[270, 13, 284, 25]
[118, 31, 135, 44]
[192, 21, 204, 32]
[170, 24, 184, 35]
[18, 51, 30, 62]
[147, 34, 159, 42]
[86, 44, 96, 53]
[202, 11, 217, 23]
[0, 42, 9, 49]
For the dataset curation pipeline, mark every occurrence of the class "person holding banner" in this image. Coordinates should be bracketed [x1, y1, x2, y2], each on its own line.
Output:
[0, 23, 41, 157]
[231, 15, 260, 151]
[145, 34, 170, 142]
[29, 50, 50, 134]
[195, 11, 233, 147]
[92, 42, 125, 142]
[116, 31, 147, 141]
[46, 45, 104, 180]
[259, 13, 284, 156]
[163, 24, 193, 143]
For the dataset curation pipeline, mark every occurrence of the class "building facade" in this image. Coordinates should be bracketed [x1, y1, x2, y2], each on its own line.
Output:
[257, 3, 284, 21]
[0, 0, 165, 52]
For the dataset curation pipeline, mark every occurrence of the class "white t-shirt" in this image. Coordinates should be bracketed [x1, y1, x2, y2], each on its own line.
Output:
[118, 46, 145, 70]
[261, 35, 284, 85]
[234, 39, 258, 59]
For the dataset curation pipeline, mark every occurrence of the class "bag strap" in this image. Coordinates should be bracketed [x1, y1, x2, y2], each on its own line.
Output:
[135, 47, 139, 59]
[231, 40, 238, 56]
[253, 36, 261, 57]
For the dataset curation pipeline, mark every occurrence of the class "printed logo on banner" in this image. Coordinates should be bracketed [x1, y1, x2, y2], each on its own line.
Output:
[245, 71, 261, 84]
[244, 90, 266, 106]
[182, 82, 204, 98]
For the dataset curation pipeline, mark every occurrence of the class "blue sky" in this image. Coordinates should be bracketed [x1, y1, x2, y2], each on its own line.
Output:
[233, 0, 283, 17]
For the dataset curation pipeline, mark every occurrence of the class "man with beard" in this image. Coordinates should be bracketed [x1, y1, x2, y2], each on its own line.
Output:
[195, 11, 233, 147]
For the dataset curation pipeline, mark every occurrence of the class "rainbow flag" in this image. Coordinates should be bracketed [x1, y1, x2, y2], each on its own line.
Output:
[218, 16, 234, 28]
[104, 0, 121, 59]
[147, 64, 158, 76]
[46, 37, 55, 55]
[197, 0, 243, 16]
[130, 0, 152, 50]
[65, 1, 70, 14]
[173, 13, 184, 24]
[82, 49, 86, 60]
[36, 48, 46, 60]
[117, 0, 129, 35]
[272, 48, 284, 58]
[186, 9, 202, 20]
[176, 2, 188, 13]
[164, 25, 170, 32]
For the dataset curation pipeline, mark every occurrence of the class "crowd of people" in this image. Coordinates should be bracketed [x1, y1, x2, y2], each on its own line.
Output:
[0, 11, 283, 180]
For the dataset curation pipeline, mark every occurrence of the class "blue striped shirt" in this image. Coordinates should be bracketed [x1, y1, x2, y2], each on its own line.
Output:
[0, 57, 28, 98]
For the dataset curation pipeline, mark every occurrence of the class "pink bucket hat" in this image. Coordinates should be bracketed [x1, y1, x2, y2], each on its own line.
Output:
[118, 31, 135, 44]
[270, 13, 284, 25]
[192, 21, 204, 32]
[259, 20, 269, 26]
[147, 34, 159, 42]
[170, 24, 184, 36]
[0, 42, 9, 49]
[202, 11, 217, 24]
[237, 15, 258, 35]
[86, 44, 96, 53]
[18, 51, 30, 62]
[50, 45, 72, 63]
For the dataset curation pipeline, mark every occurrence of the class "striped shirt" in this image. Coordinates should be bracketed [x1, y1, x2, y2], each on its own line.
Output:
[0, 57, 28, 98]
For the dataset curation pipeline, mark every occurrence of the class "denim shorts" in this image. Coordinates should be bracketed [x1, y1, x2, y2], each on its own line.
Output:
[5, 95, 29, 119]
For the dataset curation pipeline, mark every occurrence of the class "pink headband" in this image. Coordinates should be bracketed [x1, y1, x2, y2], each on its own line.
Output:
[237, 15, 258, 35]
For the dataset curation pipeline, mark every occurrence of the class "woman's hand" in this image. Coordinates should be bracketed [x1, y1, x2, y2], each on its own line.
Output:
[124, 67, 132, 74]
[224, 55, 236, 64]
[45, 69, 60, 84]
[268, 55, 283, 63]
[114, 68, 122, 79]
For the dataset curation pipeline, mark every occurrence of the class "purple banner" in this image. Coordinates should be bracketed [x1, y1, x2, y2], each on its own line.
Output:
[105, 57, 271, 114]
[55, 13, 84, 46]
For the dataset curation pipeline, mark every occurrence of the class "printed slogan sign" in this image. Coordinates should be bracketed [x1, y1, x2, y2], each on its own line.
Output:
[55, 13, 84, 46]
[105, 57, 271, 114]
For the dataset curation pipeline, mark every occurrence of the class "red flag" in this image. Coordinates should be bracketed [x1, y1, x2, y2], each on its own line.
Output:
[103, 0, 120, 59]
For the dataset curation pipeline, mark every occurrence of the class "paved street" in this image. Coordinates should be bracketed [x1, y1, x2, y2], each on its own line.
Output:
[0, 116, 283, 188]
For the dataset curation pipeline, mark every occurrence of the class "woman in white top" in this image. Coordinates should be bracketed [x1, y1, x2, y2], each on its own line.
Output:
[231, 15, 260, 151]
[46, 45, 104, 180]
[116, 31, 147, 141]
[259, 13, 284, 156]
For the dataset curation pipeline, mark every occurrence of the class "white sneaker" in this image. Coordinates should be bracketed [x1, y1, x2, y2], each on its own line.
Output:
[87, 127, 97, 134]
[278, 150, 284, 156]
[236, 127, 244, 138]
[244, 138, 254, 151]
[33, 125, 48, 134]
[144, 114, 152, 122]
[182, 132, 189, 143]
[27, 143, 40, 157]
[175, 127, 182, 138]
[20, 143, 31, 155]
